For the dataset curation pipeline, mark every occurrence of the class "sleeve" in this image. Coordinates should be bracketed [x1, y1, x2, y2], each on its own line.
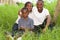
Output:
[30, 19, 34, 29]
[45, 9, 50, 16]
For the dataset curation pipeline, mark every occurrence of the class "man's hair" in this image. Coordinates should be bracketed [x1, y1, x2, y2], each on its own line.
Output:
[21, 7, 28, 13]
[37, 0, 44, 3]
[24, 2, 33, 7]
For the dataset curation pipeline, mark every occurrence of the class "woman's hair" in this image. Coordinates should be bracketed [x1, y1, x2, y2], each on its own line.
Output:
[24, 2, 33, 7]
[18, 2, 33, 15]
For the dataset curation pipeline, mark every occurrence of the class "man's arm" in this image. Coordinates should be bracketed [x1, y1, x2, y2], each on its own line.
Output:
[46, 15, 51, 28]
[43, 15, 51, 32]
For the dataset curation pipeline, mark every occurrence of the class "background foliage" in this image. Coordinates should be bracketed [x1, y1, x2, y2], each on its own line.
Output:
[0, 0, 60, 40]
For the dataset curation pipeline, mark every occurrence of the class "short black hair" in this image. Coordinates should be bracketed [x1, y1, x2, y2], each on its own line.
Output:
[37, 0, 44, 3]
[24, 2, 33, 7]
[21, 7, 28, 13]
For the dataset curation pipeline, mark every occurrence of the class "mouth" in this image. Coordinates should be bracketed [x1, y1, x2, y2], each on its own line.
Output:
[38, 7, 41, 10]
[38, 8, 41, 9]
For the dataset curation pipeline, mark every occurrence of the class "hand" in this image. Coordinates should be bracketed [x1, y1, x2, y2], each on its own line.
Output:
[42, 26, 48, 33]
[42, 28, 46, 33]
[19, 26, 26, 30]
[20, 26, 25, 29]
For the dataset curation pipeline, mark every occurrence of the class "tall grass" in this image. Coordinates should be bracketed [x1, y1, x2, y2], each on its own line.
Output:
[0, 5, 19, 40]
[0, 0, 60, 40]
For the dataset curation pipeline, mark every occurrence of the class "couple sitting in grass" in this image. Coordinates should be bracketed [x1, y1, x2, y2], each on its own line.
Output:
[11, 0, 55, 40]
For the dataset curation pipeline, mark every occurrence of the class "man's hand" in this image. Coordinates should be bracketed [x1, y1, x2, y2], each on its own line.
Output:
[42, 28, 46, 33]
[42, 26, 48, 33]
[42, 15, 51, 33]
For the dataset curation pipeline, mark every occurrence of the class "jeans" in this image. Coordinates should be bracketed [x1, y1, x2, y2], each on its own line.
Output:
[12, 23, 25, 37]
[12, 23, 18, 37]
[33, 18, 56, 34]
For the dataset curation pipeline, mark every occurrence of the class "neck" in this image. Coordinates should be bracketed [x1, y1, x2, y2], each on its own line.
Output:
[38, 8, 43, 13]
[22, 17, 28, 20]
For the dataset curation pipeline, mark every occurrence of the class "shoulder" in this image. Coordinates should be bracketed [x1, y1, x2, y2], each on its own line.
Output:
[43, 8, 49, 12]
[33, 6, 37, 9]
[43, 8, 50, 15]
[18, 18, 22, 22]
[32, 6, 38, 13]
[32, 6, 37, 10]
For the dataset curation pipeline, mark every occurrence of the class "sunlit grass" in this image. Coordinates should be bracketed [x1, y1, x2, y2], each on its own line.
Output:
[0, 0, 60, 40]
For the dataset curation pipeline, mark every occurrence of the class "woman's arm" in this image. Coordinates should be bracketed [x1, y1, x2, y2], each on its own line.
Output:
[15, 10, 22, 24]
[18, 10, 22, 16]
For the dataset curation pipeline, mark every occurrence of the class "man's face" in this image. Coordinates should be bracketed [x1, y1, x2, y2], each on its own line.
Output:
[26, 3, 32, 12]
[37, 1, 44, 11]
[22, 10, 29, 18]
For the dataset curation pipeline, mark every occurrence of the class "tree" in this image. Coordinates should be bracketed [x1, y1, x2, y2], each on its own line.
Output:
[53, 0, 60, 23]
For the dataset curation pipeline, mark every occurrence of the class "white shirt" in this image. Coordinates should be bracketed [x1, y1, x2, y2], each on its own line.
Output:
[29, 7, 50, 25]
[16, 7, 50, 25]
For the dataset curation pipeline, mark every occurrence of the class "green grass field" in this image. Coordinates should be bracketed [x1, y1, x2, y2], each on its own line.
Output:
[0, 1, 60, 40]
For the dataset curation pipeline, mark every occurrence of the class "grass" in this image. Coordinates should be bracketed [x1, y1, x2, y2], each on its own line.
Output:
[0, 5, 20, 40]
[0, 0, 60, 40]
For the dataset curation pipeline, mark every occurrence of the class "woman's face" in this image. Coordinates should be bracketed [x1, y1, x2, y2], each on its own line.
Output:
[26, 3, 32, 12]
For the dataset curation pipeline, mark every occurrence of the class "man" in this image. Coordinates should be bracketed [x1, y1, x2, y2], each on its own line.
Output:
[30, 0, 51, 33]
